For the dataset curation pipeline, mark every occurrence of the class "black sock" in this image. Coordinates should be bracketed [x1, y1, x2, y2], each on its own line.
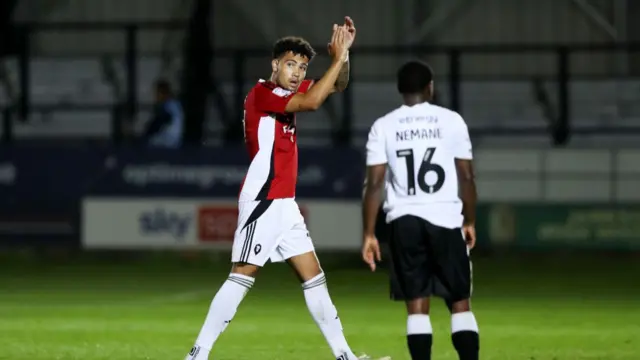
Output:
[452, 331, 479, 360]
[407, 334, 432, 360]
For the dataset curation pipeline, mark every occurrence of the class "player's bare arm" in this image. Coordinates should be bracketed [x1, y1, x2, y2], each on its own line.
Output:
[362, 164, 385, 271]
[284, 25, 351, 113]
[333, 53, 350, 92]
[456, 158, 477, 248]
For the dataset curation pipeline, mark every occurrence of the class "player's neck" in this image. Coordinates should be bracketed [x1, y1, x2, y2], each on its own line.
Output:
[402, 95, 429, 107]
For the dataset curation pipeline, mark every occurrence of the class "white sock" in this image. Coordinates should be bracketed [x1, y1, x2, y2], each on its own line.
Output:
[451, 311, 479, 333]
[407, 314, 432, 335]
[303, 273, 356, 360]
[185, 273, 254, 360]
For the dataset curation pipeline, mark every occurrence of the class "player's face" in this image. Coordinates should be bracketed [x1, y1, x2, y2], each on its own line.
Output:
[271, 52, 309, 91]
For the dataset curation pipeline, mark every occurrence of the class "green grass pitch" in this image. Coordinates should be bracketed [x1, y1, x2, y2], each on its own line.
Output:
[0, 253, 638, 359]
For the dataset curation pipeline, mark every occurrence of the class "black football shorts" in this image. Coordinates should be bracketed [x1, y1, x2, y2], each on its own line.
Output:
[378, 214, 472, 302]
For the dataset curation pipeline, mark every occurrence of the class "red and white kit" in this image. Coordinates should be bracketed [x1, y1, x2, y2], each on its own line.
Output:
[232, 79, 315, 266]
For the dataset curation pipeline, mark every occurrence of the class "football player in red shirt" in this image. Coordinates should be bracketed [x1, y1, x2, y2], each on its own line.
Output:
[185, 18, 388, 360]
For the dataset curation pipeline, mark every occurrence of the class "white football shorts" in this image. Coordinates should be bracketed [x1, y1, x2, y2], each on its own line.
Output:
[231, 198, 314, 266]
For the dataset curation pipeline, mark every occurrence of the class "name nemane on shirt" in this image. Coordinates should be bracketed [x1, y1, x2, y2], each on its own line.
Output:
[396, 127, 442, 142]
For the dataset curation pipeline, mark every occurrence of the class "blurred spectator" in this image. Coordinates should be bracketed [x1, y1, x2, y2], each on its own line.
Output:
[142, 79, 184, 148]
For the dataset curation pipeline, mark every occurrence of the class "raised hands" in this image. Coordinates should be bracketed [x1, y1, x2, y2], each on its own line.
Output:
[342, 16, 356, 48]
[328, 16, 356, 63]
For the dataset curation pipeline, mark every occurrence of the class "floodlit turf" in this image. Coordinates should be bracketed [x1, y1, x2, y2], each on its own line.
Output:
[0, 253, 639, 360]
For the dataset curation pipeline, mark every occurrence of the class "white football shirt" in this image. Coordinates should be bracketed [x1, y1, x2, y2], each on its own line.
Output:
[366, 102, 472, 229]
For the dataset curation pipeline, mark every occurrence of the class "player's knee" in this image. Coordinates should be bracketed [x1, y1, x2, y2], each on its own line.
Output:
[231, 262, 260, 278]
[444, 298, 454, 313]
[450, 298, 471, 313]
[287, 251, 322, 283]
[406, 297, 430, 315]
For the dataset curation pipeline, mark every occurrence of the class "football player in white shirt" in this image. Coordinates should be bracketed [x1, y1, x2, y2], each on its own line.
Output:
[361, 61, 479, 360]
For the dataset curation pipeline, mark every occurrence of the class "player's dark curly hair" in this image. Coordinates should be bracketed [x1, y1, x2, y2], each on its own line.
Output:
[397, 60, 434, 95]
[272, 36, 316, 61]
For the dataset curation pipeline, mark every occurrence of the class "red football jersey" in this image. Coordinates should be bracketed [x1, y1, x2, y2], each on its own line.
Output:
[239, 79, 314, 201]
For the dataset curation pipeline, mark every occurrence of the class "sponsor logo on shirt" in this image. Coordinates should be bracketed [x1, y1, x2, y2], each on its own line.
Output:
[272, 87, 292, 97]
